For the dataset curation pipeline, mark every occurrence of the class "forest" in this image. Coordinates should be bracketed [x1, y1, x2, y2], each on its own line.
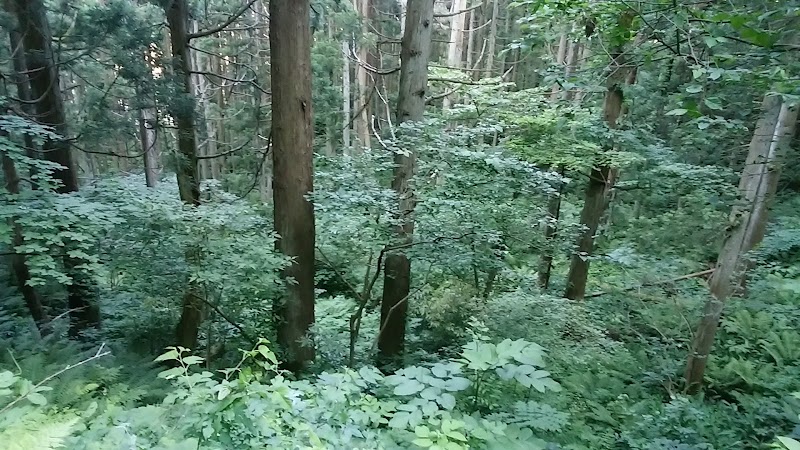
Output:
[0, 0, 799, 448]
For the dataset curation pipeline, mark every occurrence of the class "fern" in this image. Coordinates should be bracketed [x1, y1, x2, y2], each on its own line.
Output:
[0, 411, 78, 450]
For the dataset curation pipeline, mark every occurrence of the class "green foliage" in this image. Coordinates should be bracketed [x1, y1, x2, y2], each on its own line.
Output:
[2, 0, 800, 449]
[0, 338, 563, 449]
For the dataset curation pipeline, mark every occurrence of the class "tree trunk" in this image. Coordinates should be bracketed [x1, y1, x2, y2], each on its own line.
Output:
[270, 0, 316, 372]
[10, 0, 100, 336]
[684, 95, 798, 393]
[164, 0, 204, 350]
[573, 43, 591, 104]
[10, 0, 77, 193]
[378, 0, 434, 367]
[465, 9, 477, 70]
[484, 0, 499, 77]
[355, 0, 372, 150]
[1, 124, 49, 333]
[564, 19, 632, 300]
[139, 108, 159, 187]
[342, 40, 352, 152]
[549, 31, 568, 101]
[443, 0, 467, 109]
[253, 0, 271, 202]
[562, 40, 580, 100]
[538, 171, 563, 289]
[564, 166, 612, 300]
[8, 28, 38, 165]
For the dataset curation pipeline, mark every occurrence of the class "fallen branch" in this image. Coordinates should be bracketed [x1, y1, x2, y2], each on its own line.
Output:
[0, 344, 110, 415]
[585, 269, 714, 299]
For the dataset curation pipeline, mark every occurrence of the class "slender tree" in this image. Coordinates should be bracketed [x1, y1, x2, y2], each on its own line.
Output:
[484, 0, 500, 77]
[564, 12, 635, 300]
[342, 40, 353, 152]
[354, 0, 373, 150]
[443, 0, 467, 109]
[684, 94, 798, 392]
[378, 0, 435, 366]
[139, 107, 159, 188]
[270, 0, 316, 372]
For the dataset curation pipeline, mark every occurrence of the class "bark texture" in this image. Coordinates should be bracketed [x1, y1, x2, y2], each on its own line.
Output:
[538, 171, 563, 289]
[164, 0, 204, 350]
[10, 0, 100, 335]
[378, 0, 435, 366]
[10, 0, 76, 193]
[354, 0, 372, 150]
[139, 108, 159, 188]
[342, 40, 352, 152]
[443, 0, 467, 108]
[270, 0, 316, 372]
[164, 0, 200, 206]
[684, 95, 798, 392]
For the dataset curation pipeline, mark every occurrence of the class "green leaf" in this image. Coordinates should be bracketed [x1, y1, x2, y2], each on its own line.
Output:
[685, 85, 703, 94]
[0, 371, 16, 389]
[445, 430, 468, 442]
[666, 109, 688, 116]
[388, 411, 411, 429]
[703, 36, 718, 48]
[217, 385, 231, 400]
[412, 438, 434, 447]
[27, 392, 47, 406]
[257, 345, 277, 364]
[182, 355, 204, 366]
[704, 98, 723, 110]
[708, 68, 724, 80]
[420, 386, 439, 400]
[439, 393, 456, 410]
[779, 437, 800, 450]
[444, 377, 470, 392]
[154, 348, 180, 362]
[394, 379, 425, 396]
[158, 367, 185, 380]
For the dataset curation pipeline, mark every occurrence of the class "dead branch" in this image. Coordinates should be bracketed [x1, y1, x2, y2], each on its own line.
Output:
[584, 269, 714, 299]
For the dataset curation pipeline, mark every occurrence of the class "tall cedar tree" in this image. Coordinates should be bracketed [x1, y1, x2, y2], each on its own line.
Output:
[270, 0, 317, 372]
[163, 0, 204, 350]
[9, 0, 100, 335]
[684, 95, 798, 392]
[2, 7, 48, 332]
[378, 0, 435, 366]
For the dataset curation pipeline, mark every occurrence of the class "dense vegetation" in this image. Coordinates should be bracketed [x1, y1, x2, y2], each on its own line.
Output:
[1, 0, 799, 449]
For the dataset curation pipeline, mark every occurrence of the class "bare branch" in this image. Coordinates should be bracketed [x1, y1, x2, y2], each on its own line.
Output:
[187, 0, 258, 40]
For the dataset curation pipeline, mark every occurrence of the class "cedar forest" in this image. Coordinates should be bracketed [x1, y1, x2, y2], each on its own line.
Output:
[0, 0, 799, 449]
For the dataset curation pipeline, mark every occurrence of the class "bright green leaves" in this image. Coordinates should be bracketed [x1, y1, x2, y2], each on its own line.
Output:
[0, 371, 16, 397]
[394, 379, 426, 396]
[461, 338, 550, 375]
[779, 437, 800, 450]
[666, 108, 688, 116]
[412, 420, 468, 450]
[385, 362, 471, 413]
